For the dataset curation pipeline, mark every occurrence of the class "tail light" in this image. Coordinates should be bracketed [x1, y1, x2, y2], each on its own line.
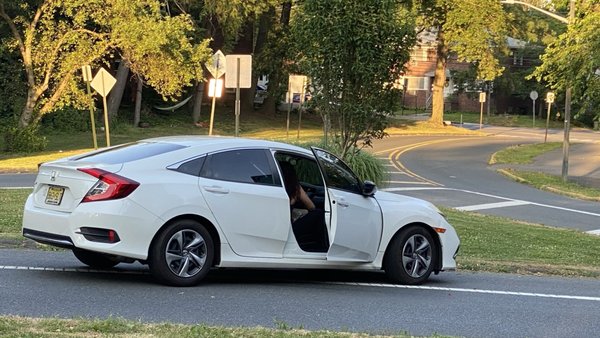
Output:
[78, 168, 139, 202]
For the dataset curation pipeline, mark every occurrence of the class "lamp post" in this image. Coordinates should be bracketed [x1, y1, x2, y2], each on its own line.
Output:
[501, 0, 574, 182]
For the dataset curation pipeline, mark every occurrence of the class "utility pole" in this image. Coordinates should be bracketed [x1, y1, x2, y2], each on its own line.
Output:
[561, 0, 575, 182]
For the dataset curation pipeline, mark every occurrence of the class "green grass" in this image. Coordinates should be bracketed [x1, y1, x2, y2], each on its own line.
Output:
[0, 316, 423, 338]
[446, 207, 600, 277]
[444, 111, 567, 129]
[0, 189, 30, 235]
[490, 142, 562, 164]
[500, 169, 600, 201]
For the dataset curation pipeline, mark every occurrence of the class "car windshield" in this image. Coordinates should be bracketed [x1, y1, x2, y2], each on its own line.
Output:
[73, 142, 186, 164]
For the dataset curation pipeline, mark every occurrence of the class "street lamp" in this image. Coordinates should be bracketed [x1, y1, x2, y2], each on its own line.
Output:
[501, 0, 574, 182]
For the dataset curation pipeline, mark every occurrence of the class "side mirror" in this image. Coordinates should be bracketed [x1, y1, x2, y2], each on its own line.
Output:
[362, 180, 377, 196]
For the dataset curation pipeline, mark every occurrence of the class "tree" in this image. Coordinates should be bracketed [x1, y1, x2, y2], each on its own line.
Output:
[532, 1, 600, 123]
[0, 0, 211, 129]
[293, 0, 416, 159]
[416, 0, 509, 125]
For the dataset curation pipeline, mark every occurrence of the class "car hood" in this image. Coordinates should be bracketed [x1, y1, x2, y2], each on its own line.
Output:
[375, 190, 441, 213]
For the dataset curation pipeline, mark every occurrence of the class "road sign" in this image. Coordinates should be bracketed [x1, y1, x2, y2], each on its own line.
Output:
[90, 68, 116, 97]
[479, 92, 486, 103]
[207, 79, 223, 97]
[81, 65, 93, 83]
[225, 55, 252, 88]
[206, 50, 226, 78]
[530, 90, 538, 101]
[546, 92, 555, 103]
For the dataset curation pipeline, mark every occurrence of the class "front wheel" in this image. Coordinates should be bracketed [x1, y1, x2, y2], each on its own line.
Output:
[384, 226, 437, 285]
[149, 220, 214, 286]
[72, 248, 119, 269]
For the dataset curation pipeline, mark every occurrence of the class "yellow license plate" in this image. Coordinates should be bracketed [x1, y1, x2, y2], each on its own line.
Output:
[45, 186, 65, 205]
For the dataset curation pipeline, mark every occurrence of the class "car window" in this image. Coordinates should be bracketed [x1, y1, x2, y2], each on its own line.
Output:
[274, 153, 323, 186]
[313, 148, 361, 194]
[73, 142, 186, 164]
[201, 149, 275, 185]
[173, 156, 206, 177]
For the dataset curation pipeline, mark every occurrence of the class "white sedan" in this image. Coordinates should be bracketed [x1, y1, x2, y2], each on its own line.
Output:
[22, 136, 459, 286]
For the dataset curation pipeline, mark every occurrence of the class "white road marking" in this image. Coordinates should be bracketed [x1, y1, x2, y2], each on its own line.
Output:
[0, 265, 146, 275]
[0, 187, 32, 190]
[330, 282, 600, 302]
[456, 200, 531, 211]
[385, 181, 433, 185]
[586, 229, 600, 236]
[382, 187, 600, 218]
[385, 171, 409, 175]
[3, 265, 599, 302]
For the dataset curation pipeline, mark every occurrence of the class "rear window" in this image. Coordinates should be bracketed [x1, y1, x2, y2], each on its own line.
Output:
[74, 142, 186, 164]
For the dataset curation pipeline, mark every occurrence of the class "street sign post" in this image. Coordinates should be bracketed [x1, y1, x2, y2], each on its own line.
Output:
[479, 92, 486, 130]
[225, 55, 252, 137]
[286, 75, 307, 139]
[205, 50, 226, 136]
[544, 92, 555, 143]
[90, 67, 116, 147]
[81, 65, 98, 149]
[530, 90, 538, 127]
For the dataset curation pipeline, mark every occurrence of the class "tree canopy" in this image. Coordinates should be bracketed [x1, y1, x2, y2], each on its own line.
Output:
[0, 0, 211, 128]
[532, 0, 600, 122]
[293, 0, 416, 158]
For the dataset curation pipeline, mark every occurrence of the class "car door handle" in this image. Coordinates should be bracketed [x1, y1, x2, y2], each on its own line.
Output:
[203, 186, 229, 194]
[337, 199, 349, 208]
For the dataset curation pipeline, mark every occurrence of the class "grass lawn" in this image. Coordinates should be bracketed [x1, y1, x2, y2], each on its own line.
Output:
[489, 142, 562, 164]
[443, 111, 567, 129]
[0, 316, 420, 338]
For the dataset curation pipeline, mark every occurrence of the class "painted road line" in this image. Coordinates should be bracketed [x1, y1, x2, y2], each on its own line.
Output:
[456, 200, 531, 211]
[0, 187, 32, 189]
[586, 229, 600, 236]
[385, 181, 433, 185]
[329, 282, 600, 302]
[0, 265, 147, 275]
[382, 186, 600, 218]
[4, 265, 599, 303]
[385, 171, 410, 175]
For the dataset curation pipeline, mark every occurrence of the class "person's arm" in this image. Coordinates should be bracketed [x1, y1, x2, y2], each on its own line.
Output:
[298, 186, 315, 210]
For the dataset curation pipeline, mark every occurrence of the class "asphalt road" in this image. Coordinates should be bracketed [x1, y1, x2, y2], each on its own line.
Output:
[371, 127, 600, 233]
[1, 249, 600, 338]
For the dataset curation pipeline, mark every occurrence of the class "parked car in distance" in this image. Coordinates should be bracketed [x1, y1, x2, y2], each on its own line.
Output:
[22, 136, 459, 286]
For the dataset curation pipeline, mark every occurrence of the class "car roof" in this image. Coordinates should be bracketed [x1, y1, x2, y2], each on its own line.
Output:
[142, 135, 311, 154]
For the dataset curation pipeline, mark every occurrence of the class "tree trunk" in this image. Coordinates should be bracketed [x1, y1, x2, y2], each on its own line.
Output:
[107, 60, 130, 120]
[19, 89, 38, 127]
[430, 27, 448, 126]
[192, 81, 205, 123]
[133, 74, 143, 127]
[280, 1, 292, 25]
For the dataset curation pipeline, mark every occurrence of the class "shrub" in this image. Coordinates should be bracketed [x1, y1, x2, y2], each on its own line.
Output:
[41, 107, 91, 132]
[3, 125, 48, 153]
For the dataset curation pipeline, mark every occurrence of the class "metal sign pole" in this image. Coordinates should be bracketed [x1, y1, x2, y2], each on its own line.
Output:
[286, 91, 291, 139]
[544, 102, 551, 143]
[209, 77, 217, 136]
[235, 57, 240, 137]
[532, 99, 536, 128]
[86, 81, 98, 149]
[100, 71, 111, 147]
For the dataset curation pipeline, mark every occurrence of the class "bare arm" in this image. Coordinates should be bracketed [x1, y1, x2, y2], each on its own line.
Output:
[298, 186, 315, 211]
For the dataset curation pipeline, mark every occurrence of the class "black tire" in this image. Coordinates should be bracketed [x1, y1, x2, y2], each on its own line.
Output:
[72, 248, 119, 269]
[384, 225, 437, 285]
[149, 219, 214, 287]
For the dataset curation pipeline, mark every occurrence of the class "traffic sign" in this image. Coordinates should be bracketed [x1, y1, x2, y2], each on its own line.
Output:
[90, 68, 116, 97]
[546, 92, 555, 103]
[530, 90, 538, 101]
[206, 50, 226, 78]
[479, 92, 486, 103]
[225, 55, 252, 88]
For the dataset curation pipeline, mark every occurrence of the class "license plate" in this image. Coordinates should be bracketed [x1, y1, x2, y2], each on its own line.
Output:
[45, 186, 65, 205]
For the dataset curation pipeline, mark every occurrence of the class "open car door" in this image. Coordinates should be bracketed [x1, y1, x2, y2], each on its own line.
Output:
[312, 147, 382, 262]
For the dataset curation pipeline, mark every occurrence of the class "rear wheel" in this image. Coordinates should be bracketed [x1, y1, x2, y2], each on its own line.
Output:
[384, 226, 437, 285]
[72, 248, 119, 269]
[149, 220, 214, 286]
